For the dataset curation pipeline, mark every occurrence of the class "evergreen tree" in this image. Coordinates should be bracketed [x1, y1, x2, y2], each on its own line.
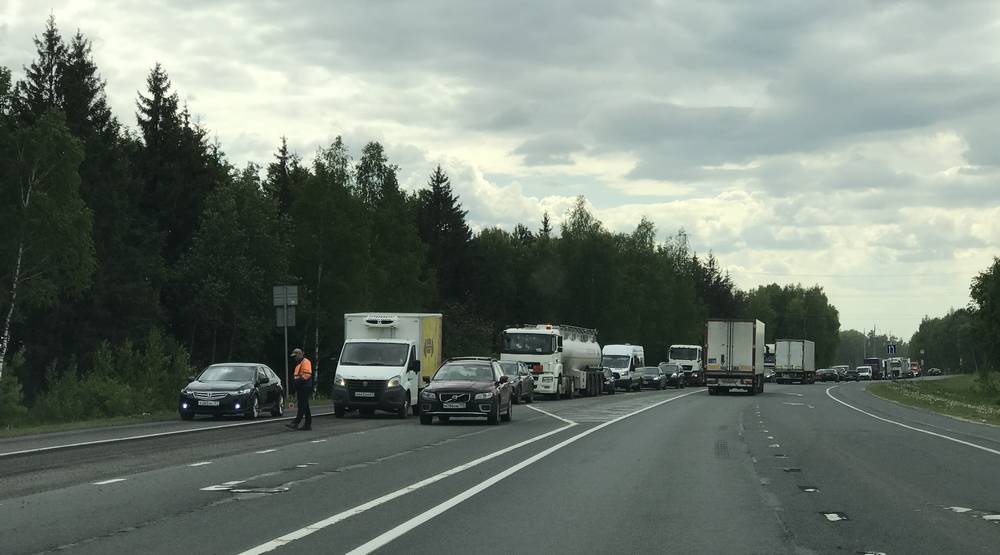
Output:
[415, 165, 472, 304]
[14, 15, 67, 123]
[263, 136, 308, 213]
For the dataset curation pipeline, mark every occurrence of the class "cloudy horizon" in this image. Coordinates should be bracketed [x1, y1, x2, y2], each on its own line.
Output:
[4, 0, 997, 339]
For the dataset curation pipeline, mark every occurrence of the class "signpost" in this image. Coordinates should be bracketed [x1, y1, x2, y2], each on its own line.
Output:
[273, 285, 298, 388]
[887, 343, 897, 355]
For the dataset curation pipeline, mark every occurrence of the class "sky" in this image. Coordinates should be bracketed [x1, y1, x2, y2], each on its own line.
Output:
[2, 0, 998, 339]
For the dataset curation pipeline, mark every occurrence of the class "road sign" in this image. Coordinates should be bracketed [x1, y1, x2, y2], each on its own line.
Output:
[276, 306, 296, 327]
[887, 344, 897, 355]
[273, 285, 298, 307]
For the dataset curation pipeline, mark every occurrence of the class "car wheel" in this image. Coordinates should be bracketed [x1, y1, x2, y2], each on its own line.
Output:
[180, 412, 194, 421]
[247, 395, 260, 419]
[487, 403, 499, 425]
[270, 395, 284, 417]
[501, 399, 512, 422]
[334, 404, 346, 418]
[419, 414, 432, 425]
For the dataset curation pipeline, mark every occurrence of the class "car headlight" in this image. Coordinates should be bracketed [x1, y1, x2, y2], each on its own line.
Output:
[420, 390, 436, 400]
[235, 387, 252, 395]
[474, 391, 494, 400]
[181, 388, 191, 395]
[334, 375, 346, 387]
[387, 376, 401, 388]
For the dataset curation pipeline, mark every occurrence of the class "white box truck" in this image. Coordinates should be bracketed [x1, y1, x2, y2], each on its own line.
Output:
[601, 344, 645, 391]
[705, 319, 765, 395]
[501, 324, 603, 398]
[668, 344, 704, 385]
[774, 339, 816, 384]
[332, 313, 442, 418]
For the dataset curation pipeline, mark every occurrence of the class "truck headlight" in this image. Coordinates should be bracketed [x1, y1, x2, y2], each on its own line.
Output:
[420, 390, 436, 400]
[474, 391, 494, 400]
[334, 375, 346, 387]
[387, 376, 401, 388]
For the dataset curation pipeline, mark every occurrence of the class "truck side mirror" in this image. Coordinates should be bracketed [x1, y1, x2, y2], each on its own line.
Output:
[422, 375, 431, 384]
[409, 360, 421, 373]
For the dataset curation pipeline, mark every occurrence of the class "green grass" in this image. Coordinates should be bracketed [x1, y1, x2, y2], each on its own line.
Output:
[868, 374, 1000, 426]
[0, 410, 179, 439]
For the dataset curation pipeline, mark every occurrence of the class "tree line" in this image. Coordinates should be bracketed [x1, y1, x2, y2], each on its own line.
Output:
[0, 18, 842, 426]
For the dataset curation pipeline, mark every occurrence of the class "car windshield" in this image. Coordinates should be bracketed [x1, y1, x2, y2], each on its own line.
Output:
[499, 362, 520, 376]
[669, 347, 699, 360]
[640, 367, 661, 376]
[340, 342, 409, 366]
[659, 363, 681, 373]
[198, 366, 253, 383]
[433, 364, 495, 382]
[601, 355, 630, 368]
[502, 333, 555, 355]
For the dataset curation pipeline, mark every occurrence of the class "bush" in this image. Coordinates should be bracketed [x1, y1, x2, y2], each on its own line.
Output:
[0, 352, 28, 428]
[975, 369, 1000, 396]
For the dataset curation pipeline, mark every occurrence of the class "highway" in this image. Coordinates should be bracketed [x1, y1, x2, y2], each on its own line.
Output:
[2, 381, 999, 554]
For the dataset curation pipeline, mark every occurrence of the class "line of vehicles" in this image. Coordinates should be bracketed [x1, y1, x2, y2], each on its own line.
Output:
[176, 311, 934, 422]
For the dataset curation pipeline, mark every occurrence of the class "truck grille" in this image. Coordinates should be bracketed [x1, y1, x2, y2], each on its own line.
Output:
[345, 379, 387, 391]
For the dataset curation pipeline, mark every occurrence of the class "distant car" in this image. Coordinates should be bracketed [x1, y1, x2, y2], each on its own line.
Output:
[832, 365, 850, 380]
[419, 358, 512, 425]
[928, 367, 943, 376]
[845, 367, 860, 381]
[764, 368, 775, 383]
[639, 366, 668, 389]
[499, 360, 535, 404]
[816, 368, 840, 382]
[857, 366, 873, 380]
[179, 363, 284, 420]
[658, 363, 686, 389]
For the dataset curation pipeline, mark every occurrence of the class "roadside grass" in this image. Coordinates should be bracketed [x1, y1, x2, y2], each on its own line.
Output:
[0, 410, 179, 439]
[868, 375, 1000, 426]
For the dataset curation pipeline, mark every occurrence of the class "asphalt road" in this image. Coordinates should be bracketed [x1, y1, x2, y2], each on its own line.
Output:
[2, 380, 998, 554]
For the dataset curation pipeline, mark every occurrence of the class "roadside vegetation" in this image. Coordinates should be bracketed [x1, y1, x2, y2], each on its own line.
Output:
[868, 374, 1000, 426]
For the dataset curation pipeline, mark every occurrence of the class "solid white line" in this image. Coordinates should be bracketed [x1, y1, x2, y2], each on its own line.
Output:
[188, 461, 213, 467]
[826, 386, 1000, 457]
[0, 410, 336, 458]
[525, 404, 577, 425]
[92, 478, 126, 485]
[309, 439, 327, 444]
[237, 422, 577, 555]
[344, 389, 701, 555]
[256, 449, 277, 454]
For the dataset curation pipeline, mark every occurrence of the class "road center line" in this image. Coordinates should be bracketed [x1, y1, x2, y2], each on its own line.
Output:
[344, 390, 701, 555]
[826, 386, 1000, 457]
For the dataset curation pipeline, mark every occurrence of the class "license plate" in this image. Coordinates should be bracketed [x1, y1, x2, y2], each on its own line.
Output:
[443, 402, 466, 409]
[721, 380, 738, 386]
[197, 400, 220, 406]
[354, 391, 375, 398]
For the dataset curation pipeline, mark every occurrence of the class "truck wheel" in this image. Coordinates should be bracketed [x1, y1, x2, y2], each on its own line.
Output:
[397, 398, 409, 419]
[334, 404, 346, 418]
[419, 414, 432, 425]
[708, 387, 717, 396]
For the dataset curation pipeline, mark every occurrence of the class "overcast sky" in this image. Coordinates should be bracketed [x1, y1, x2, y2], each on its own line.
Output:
[3, 0, 998, 340]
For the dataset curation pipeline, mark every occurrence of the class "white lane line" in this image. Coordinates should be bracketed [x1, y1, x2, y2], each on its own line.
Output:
[0, 410, 336, 458]
[237, 422, 578, 555]
[946, 506, 972, 513]
[201, 480, 246, 492]
[782, 392, 804, 397]
[343, 390, 702, 555]
[826, 386, 1000, 457]
[768, 444, 780, 448]
[92, 478, 126, 485]
[188, 461, 213, 467]
[310, 439, 327, 444]
[823, 513, 846, 522]
[782, 402, 805, 406]
[983, 515, 1000, 521]
[525, 405, 577, 425]
[256, 449, 277, 454]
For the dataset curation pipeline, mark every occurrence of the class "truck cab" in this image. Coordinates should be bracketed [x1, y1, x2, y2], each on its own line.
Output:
[602, 344, 645, 391]
[500, 324, 601, 397]
[668, 344, 703, 386]
[332, 313, 441, 418]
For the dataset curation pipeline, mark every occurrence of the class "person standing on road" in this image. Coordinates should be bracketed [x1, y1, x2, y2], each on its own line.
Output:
[286, 348, 313, 431]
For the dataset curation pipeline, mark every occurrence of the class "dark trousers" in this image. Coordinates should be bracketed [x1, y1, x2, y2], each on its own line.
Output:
[294, 379, 313, 427]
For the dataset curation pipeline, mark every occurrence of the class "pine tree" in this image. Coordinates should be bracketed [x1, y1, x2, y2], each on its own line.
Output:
[14, 15, 67, 123]
[264, 137, 308, 213]
[61, 30, 113, 139]
[415, 165, 472, 304]
[540, 212, 553, 237]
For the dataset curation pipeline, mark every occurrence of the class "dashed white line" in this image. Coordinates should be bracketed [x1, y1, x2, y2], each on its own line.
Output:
[947, 506, 972, 513]
[823, 513, 846, 522]
[782, 402, 805, 406]
[201, 480, 246, 492]
[188, 461, 213, 467]
[92, 478, 126, 485]
[310, 439, 327, 444]
[256, 449, 277, 454]
[768, 444, 780, 448]
[983, 515, 1000, 521]
[827, 386, 1000, 457]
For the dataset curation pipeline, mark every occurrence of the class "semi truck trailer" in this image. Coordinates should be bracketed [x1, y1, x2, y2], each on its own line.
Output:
[705, 319, 766, 395]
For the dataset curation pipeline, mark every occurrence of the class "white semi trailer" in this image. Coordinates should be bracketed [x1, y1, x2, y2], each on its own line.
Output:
[705, 319, 766, 395]
[774, 339, 816, 384]
[501, 324, 603, 398]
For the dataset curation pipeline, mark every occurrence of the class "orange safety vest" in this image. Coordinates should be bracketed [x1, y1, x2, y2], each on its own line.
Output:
[294, 358, 313, 381]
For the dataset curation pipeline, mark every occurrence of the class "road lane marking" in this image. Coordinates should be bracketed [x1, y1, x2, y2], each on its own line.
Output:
[310, 439, 327, 443]
[238, 421, 579, 555]
[826, 386, 1000, 457]
[768, 444, 780, 448]
[983, 515, 1000, 521]
[822, 512, 848, 522]
[201, 480, 246, 491]
[0, 410, 337, 458]
[188, 461, 213, 467]
[524, 405, 576, 425]
[343, 390, 702, 555]
[256, 449, 277, 454]
[92, 478, 126, 485]
[782, 402, 805, 406]
[947, 506, 972, 513]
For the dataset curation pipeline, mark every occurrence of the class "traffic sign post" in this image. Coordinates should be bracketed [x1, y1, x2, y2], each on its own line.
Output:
[273, 285, 298, 389]
[887, 344, 897, 355]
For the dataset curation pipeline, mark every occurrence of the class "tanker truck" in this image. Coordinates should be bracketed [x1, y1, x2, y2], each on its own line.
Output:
[500, 324, 603, 398]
